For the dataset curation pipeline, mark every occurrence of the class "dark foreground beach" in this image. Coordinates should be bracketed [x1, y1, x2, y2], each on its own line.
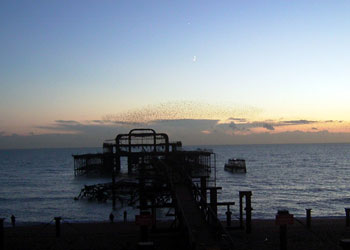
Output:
[3, 217, 350, 250]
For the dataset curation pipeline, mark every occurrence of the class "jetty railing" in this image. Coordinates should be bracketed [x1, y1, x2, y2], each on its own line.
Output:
[185, 173, 236, 249]
[160, 159, 236, 249]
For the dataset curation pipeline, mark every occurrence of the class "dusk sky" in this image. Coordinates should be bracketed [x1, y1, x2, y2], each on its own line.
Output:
[1, 1, 350, 148]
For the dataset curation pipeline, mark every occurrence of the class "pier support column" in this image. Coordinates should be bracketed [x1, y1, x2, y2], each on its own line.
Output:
[239, 193, 243, 229]
[151, 199, 156, 231]
[210, 188, 218, 217]
[210, 188, 218, 227]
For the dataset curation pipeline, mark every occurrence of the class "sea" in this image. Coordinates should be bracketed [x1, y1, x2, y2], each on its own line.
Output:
[1, 143, 350, 226]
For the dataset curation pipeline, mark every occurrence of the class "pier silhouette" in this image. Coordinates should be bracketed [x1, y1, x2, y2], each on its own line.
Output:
[74, 128, 237, 249]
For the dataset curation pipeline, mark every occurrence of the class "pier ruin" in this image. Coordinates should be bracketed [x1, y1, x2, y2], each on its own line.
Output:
[73, 128, 248, 249]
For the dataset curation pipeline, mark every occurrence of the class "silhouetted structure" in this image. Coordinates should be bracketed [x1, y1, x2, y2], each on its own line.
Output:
[74, 128, 238, 249]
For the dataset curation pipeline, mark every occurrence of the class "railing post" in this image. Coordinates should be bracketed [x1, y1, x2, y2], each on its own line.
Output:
[276, 210, 294, 250]
[239, 192, 243, 229]
[226, 205, 232, 227]
[54, 217, 61, 238]
[345, 208, 350, 227]
[210, 188, 218, 217]
[109, 213, 114, 223]
[10, 215, 15, 228]
[280, 224, 287, 250]
[124, 210, 127, 223]
[245, 191, 252, 234]
[0, 218, 4, 250]
[239, 191, 253, 233]
[306, 209, 311, 228]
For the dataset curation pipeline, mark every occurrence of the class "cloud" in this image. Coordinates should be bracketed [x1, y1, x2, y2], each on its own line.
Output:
[228, 117, 247, 122]
[229, 122, 237, 129]
[262, 123, 275, 131]
[282, 120, 316, 125]
[225, 121, 274, 131]
[55, 120, 80, 125]
[1, 111, 349, 149]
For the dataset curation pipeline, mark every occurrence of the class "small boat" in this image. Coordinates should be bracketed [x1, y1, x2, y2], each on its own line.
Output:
[224, 158, 246, 173]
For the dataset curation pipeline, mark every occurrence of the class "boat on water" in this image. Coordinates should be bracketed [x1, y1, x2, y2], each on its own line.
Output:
[224, 158, 247, 173]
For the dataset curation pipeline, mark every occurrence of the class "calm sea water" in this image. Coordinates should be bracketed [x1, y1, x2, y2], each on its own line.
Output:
[0, 144, 350, 225]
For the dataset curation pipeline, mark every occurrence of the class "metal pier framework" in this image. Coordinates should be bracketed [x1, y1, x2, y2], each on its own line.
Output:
[74, 129, 237, 249]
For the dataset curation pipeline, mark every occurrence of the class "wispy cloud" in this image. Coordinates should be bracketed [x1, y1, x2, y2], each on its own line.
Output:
[262, 123, 275, 130]
[282, 120, 317, 125]
[1, 104, 348, 149]
[55, 120, 80, 125]
[222, 118, 321, 132]
[228, 117, 247, 122]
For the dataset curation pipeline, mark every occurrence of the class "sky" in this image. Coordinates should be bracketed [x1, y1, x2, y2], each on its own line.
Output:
[1, 0, 350, 148]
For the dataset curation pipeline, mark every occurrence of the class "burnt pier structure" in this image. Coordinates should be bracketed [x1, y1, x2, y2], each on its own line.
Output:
[74, 129, 238, 249]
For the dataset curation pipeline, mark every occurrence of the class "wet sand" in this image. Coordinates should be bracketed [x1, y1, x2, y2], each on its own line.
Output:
[3, 218, 350, 249]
